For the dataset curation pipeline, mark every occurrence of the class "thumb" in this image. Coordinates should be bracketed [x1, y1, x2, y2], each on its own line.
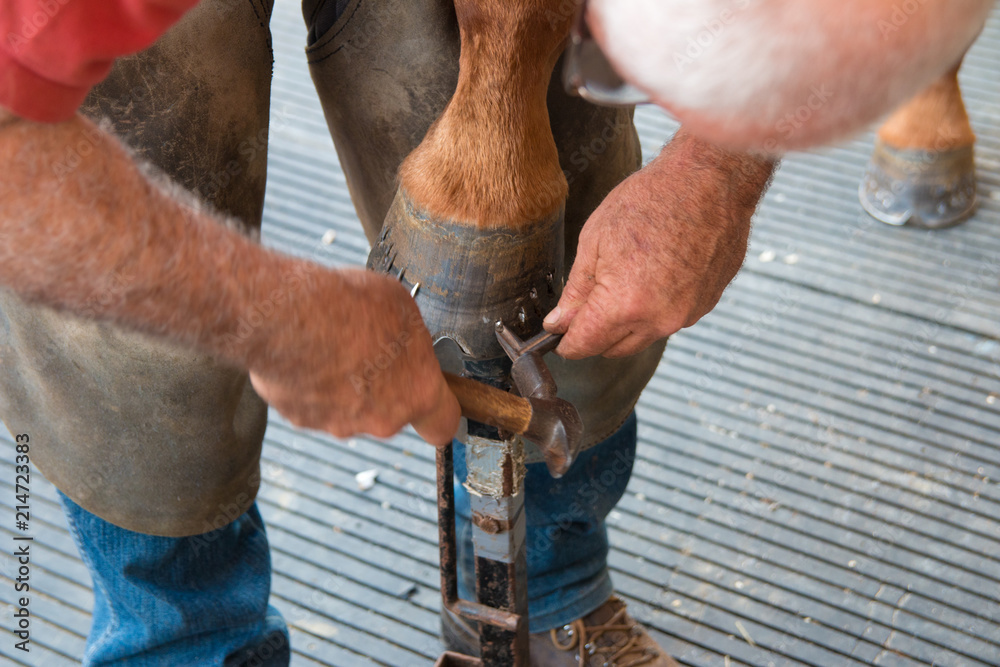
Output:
[544, 239, 598, 334]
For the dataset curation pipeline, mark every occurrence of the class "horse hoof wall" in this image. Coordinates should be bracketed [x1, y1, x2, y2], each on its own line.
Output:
[859, 141, 976, 230]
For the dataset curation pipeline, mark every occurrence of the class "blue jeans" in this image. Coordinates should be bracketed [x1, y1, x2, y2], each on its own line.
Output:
[59, 492, 290, 666]
[59, 412, 636, 661]
[454, 411, 637, 633]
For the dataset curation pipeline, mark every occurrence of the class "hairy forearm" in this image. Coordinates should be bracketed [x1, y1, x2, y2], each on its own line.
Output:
[0, 113, 335, 368]
[656, 127, 777, 216]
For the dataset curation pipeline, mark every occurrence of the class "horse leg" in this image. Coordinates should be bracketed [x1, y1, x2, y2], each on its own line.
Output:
[859, 60, 977, 228]
[369, 0, 573, 362]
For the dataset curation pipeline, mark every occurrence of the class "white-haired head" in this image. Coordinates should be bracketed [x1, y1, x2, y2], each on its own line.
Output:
[587, 0, 993, 152]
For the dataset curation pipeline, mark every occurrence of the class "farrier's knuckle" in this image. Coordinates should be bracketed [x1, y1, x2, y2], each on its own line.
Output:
[368, 422, 397, 439]
[327, 425, 349, 439]
[557, 339, 586, 360]
[658, 314, 685, 337]
[560, 279, 587, 304]
[284, 413, 305, 429]
[414, 388, 440, 416]
[617, 293, 647, 323]
[584, 293, 613, 321]
[607, 345, 635, 359]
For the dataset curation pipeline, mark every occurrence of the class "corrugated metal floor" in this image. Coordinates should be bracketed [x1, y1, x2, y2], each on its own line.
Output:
[2, 2, 1000, 665]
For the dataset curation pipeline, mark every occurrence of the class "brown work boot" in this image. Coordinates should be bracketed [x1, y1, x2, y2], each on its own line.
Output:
[442, 596, 679, 666]
[531, 596, 678, 667]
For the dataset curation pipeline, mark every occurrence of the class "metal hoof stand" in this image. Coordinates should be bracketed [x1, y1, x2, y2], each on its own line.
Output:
[434, 328, 582, 667]
[435, 435, 527, 666]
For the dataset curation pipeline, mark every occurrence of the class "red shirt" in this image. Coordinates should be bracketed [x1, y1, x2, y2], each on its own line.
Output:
[0, 0, 199, 122]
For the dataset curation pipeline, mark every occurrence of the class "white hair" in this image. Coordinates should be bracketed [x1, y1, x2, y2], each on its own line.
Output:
[589, 0, 995, 151]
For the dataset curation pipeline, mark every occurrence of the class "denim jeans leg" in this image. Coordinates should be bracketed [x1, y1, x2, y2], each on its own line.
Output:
[454, 412, 638, 633]
[59, 491, 290, 666]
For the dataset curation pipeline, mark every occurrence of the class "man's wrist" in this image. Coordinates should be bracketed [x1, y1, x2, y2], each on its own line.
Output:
[203, 240, 338, 371]
[660, 127, 777, 210]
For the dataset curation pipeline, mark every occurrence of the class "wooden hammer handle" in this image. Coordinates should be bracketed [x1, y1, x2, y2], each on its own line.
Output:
[444, 372, 532, 435]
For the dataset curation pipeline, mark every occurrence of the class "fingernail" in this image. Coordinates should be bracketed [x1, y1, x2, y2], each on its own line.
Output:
[543, 307, 562, 326]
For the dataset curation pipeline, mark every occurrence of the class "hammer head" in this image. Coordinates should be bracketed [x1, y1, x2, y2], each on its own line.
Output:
[524, 397, 584, 478]
[497, 325, 584, 478]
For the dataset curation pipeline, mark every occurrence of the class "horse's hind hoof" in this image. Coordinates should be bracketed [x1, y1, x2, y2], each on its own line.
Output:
[859, 140, 977, 229]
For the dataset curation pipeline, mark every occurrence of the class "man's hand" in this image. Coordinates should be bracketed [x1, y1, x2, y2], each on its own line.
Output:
[544, 129, 775, 359]
[247, 268, 461, 445]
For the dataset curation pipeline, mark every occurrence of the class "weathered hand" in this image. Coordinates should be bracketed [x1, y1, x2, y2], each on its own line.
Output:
[544, 129, 775, 359]
[248, 267, 461, 445]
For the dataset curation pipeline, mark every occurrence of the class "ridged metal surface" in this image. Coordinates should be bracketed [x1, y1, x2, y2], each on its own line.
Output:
[1, 1, 999, 665]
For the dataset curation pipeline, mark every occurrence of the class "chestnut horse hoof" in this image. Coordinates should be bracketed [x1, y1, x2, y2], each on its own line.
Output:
[859, 141, 976, 229]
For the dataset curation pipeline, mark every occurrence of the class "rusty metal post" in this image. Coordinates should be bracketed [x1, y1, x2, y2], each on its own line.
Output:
[437, 428, 528, 667]
[464, 431, 529, 665]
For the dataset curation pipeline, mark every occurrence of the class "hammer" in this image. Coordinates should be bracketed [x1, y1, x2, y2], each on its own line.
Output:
[443, 328, 583, 478]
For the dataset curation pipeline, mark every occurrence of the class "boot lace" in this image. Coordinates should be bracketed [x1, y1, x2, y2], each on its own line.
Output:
[549, 604, 657, 667]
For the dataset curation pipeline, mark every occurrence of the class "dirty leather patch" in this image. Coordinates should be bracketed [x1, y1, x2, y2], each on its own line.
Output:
[304, 0, 354, 45]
